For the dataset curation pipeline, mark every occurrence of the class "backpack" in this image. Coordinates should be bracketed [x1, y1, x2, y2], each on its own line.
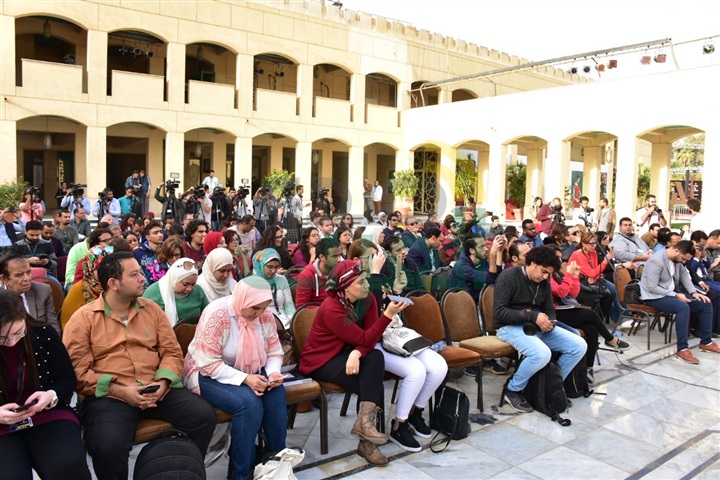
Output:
[563, 355, 593, 399]
[523, 363, 571, 426]
[429, 266, 453, 300]
[429, 385, 470, 452]
[133, 429, 206, 480]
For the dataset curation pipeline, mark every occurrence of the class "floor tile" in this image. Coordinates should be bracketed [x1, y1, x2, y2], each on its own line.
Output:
[505, 411, 598, 445]
[567, 427, 662, 473]
[463, 422, 558, 465]
[405, 442, 511, 479]
[516, 446, 627, 480]
[603, 411, 696, 449]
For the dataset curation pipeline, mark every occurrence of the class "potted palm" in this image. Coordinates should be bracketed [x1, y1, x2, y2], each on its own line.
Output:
[390, 169, 419, 217]
[506, 163, 526, 220]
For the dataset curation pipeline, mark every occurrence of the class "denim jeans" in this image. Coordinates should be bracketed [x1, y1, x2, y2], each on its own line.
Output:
[497, 324, 587, 392]
[643, 295, 713, 350]
[199, 373, 287, 479]
[602, 279, 623, 323]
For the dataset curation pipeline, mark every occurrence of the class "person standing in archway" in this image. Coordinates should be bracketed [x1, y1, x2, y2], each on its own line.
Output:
[371, 180, 383, 215]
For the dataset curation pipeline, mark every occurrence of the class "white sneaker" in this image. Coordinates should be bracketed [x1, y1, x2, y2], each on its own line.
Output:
[619, 319, 647, 332]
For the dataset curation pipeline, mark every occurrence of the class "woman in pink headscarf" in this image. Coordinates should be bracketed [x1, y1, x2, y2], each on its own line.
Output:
[183, 276, 286, 479]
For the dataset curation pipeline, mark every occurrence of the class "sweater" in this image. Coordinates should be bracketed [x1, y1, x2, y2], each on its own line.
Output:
[449, 252, 487, 301]
[493, 266, 556, 330]
[295, 261, 328, 308]
[142, 283, 210, 324]
[299, 295, 390, 375]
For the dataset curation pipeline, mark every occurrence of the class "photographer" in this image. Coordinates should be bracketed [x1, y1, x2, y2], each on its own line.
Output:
[92, 188, 121, 223]
[231, 186, 254, 217]
[118, 185, 143, 217]
[155, 180, 185, 223]
[209, 185, 229, 231]
[278, 183, 302, 243]
[635, 194, 667, 235]
[60, 183, 91, 217]
[576, 196, 595, 231]
[0, 207, 24, 251]
[537, 197, 564, 235]
[314, 187, 334, 215]
[252, 186, 277, 233]
[19, 187, 44, 223]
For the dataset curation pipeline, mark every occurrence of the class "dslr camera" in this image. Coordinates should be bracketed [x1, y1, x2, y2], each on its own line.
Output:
[27, 186, 41, 197]
[282, 182, 295, 199]
[193, 185, 206, 198]
[69, 183, 86, 197]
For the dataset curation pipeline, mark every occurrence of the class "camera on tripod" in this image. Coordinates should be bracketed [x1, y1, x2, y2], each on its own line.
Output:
[165, 179, 180, 191]
[69, 183, 86, 197]
[282, 182, 295, 199]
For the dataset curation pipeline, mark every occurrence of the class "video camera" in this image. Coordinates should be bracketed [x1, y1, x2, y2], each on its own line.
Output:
[318, 188, 329, 200]
[27, 186, 41, 197]
[69, 183, 86, 197]
[282, 182, 295, 199]
[98, 190, 108, 200]
[584, 206, 595, 214]
[193, 185, 206, 198]
[259, 185, 272, 196]
[165, 179, 180, 191]
[128, 184, 142, 196]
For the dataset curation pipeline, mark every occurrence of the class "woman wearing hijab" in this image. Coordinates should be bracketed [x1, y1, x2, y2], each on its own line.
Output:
[143, 258, 210, 326]
[299, 260, 408, 466]
[252, 249, 295, 329]
[361, 223, 386, 255]
[196, 248, 237, 302]
[203, 231, 226, 256]
[183, 277, 286, 479]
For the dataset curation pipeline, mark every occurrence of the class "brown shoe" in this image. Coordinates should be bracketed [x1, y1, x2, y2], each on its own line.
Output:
[699, 342, 720, 354]
[357, 440, 388, 466]
[675, 349, 700, 364]
[351, 402, 387, 445]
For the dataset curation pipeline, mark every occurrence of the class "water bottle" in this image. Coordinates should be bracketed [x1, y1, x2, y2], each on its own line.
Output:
[429, 340, 447, 352]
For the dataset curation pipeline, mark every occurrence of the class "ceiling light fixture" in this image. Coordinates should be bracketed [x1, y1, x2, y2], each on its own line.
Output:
[42, 19, 51, 39]
[43, 117, 52, 150]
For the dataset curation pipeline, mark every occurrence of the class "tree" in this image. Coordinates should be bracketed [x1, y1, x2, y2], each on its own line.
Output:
[637, 164, 651, 205]
[506, 163, 526, 205]
[455, 154, 477, 205]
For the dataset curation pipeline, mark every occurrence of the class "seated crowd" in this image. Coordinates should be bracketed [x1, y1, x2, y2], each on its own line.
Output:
[1, 193, 719, 479]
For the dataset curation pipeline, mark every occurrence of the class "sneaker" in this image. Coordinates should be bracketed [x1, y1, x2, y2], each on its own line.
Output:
[604, 339, 631, 352]
[390, 420, 422, 452]
[483, 359, 510, 375]
[463, 366, 480, 376]
[503, 390, 533, 413]
[699, 342, 720, 354]
[619, 319, 647, 332]
[407, 408, 432, 439]
[586, 368, 595, 384]
[675, 349, 700, 364]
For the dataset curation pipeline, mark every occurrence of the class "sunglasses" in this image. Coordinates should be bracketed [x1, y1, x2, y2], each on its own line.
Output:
[407, 222, 417, 226]
[91, 245, 114, 256]
[450, 223, 458, 228]
[173, 260, 196, 271]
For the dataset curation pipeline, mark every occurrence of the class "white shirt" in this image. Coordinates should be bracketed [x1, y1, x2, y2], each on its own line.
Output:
[198, 197, 212, 222]
[202, 176, 219, 190]
[635, 207, 662, 235]
[372, 185, 383, 202]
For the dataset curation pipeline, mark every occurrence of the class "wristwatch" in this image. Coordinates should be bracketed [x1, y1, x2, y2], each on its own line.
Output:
[45, 390, 58, 410]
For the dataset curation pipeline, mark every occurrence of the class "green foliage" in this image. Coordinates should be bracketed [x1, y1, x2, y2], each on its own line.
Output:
[455, 155, 477, 203]
[671, 134, 704, 180]
[563, 186, 575, 212]
[637, 164, 651, 205]
[0, 179, 29, 210]
[506, 163, 526, 204]
[390, 169, 419, 199]
[262, 169, 295, 199]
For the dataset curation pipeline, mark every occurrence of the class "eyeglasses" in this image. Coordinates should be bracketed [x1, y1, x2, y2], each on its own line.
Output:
[568, 231, 579, 236]
[407, 222, 417, 226]
[309, 233, 320, 238]
[265, 264, 281, 271]
[91, 245, 114, 256]
[173, 260, 195, 271]
[98, 236, 112, 244]
[169, 251, 183, 259]
[0, 328, 26, 345]
[587, 242, 598, 246]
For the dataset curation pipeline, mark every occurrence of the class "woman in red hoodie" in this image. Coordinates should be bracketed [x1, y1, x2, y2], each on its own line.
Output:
[299, 260, 407, 466]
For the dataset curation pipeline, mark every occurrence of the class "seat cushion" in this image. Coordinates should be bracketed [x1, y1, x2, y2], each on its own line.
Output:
[439, 345, 481, 368]
[458, 336, 517, 358]
[317, 380, 346, 394]
[627, 304, 659, 314]
[134, 408, 232, 444]
[285, 381, 322, 404]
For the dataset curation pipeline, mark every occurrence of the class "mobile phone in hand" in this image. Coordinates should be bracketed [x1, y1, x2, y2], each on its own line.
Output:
[139, 385, 160, 395]
[11, 399, 38, 412]
[387, 295, 414, 305]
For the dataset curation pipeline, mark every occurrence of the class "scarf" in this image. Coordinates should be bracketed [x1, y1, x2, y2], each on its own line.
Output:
[203, 231, 224, 255]
[326, 260, 368, 325]
[158, 257, 198, 326]
[81, 249, 106, 303]
[229, 277, 273, 375]
[252, 248, 281, 289]
[197, 248, 236, 301]
[361, 223, 385, 254]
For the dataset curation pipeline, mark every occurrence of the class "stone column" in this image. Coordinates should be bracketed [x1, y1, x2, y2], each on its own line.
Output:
[0, 16, 15, 97]
[86, 30, 108, 104]
[437, 145, 457, 217]
[164, 132, 185, 188]
[544, 138, 571, 203]
[234, 136, 253, 191]
[486, 141, 506, 219]
[0, 120, 17, 183]
[166, 42, 186, 110]
[649, 142, 672, 212]
[73, 128, 87, 185]
[614, 134, 640, 222]
[147, 133, 164, 213]
[86, 126, 107, 213]
[526, 148, 542, 204]
[295, 141, 312, 219]
[237, 54, 253, 117]
[701, 129, 719, 214]
[583, 146, 602, 206]
[477, 147, 489, 207]
[351, 73, 366, 128]
[348, 146, 364, 215]
[297, 63, 313, 122]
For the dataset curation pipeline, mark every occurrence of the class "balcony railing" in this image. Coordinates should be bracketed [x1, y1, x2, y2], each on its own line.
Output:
[19, 59, 85, 101]
[365, 103, 400, 129]
[109, 70, 165, 108]
[187, 80, 236, 114]
[313, 96, 352, 125]
[254, 89, 298, 121]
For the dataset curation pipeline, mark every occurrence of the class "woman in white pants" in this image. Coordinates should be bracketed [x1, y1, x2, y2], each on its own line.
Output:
[348, 236, 448, 452]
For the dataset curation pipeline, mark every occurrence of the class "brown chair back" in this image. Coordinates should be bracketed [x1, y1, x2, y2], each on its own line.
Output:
[614, 267, 632, 303]
[403, 293, 446, 343]
[290, 303, 320, 354]
[173, 323, 197, 357]
[34, 279, 65, 320]
[441, 289, 481, 342]
[480, 284, 497, 335]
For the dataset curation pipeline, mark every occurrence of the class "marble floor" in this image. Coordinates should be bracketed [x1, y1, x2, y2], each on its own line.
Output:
[79, 328, 720, 479]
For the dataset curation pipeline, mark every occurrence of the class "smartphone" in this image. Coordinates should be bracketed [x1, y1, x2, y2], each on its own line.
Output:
[11, 399, 38, 412]
[139, 385, 160, 395]
[387, 295, 414, 305]
[36, 254, 48, 260]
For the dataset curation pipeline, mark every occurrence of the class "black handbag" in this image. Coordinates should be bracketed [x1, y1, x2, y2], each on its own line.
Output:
[579, 277, 610, 297]
[624, 280, 643, 305]
[429, 385, 470, 452]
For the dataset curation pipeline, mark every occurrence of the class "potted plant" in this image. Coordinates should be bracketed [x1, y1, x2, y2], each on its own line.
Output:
[506, 163, 526, 220]
[455, 155, 477, 206]
[390, 169, 419, 217]
[262, 169, 295, 199]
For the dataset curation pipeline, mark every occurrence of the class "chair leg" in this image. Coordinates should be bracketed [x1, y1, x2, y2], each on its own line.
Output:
[320, 391, 329, 455]
[391, 379, 399, 404]
[476, 361, 484, 412]
[339, 392, 352, 417]
[378, 389, 386, 434]
[287, 404, 298, 429]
